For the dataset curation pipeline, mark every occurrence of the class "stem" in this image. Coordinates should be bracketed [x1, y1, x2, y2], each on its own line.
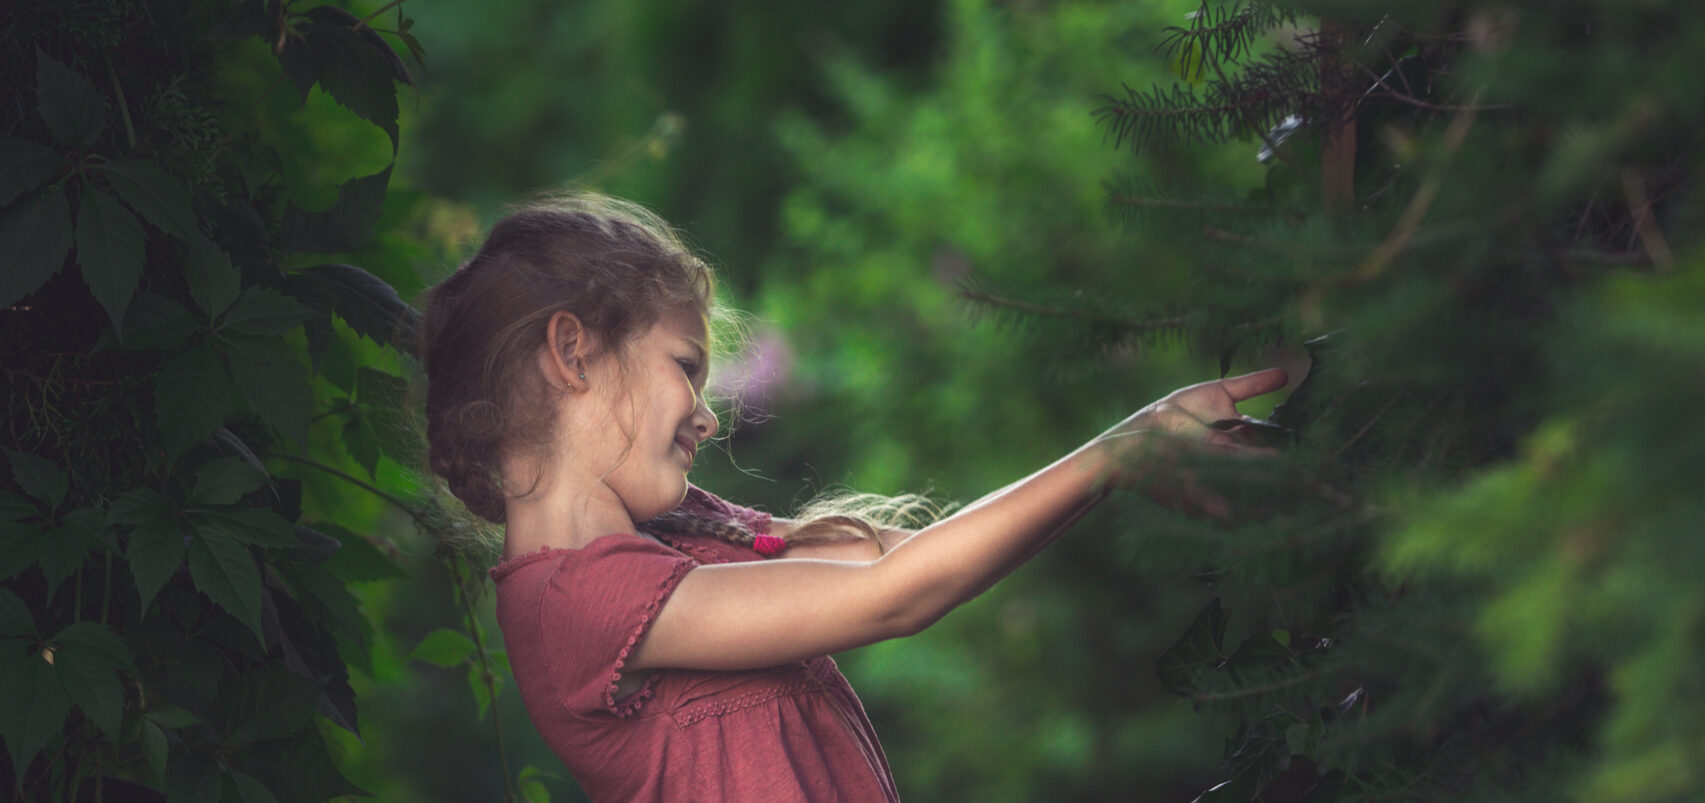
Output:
[453, 560, 518, 803]
[356, 0, 407, 28]
[99, 552, 112, 624]
[270, 454, 417, 517]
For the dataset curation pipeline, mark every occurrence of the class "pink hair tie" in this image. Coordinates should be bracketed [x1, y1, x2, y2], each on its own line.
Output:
[752, 534, 787, 557]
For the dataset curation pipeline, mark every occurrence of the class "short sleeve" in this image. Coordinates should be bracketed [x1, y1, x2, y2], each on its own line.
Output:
[537, 535, 696, 717]
[678, 484, 772, 535]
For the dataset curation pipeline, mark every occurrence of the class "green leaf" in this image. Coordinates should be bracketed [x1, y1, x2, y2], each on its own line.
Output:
[301, 20, 400, 149]
[0, 521, 41, 584]
[231, 769, 283, 803]
[35, 48, 106, 149]
[224, 667, 322, 742]
[313, 520, 405, 583]
[155, 345, 234, 455]
[0, 640, 73, 775]
[280, 165, 392, 254]
[0, 588, 35, 638]
[0, 183, 73, 310]
[469, 661, 502, 720]
[51, 623, 128, 738]
[127, 517, 186, 612]
[0, 490, 34, 521]
[186, 526, 264, 644]
[192, 457, 266, 505]
[5, 448, 68, 510]
[75, 186, 146, 329]
[409, 628, 476, 668]
[107, 488, 172, 527]
[93, 159, 199, 243]
[1157, 597, 1229, 697]
[225, 335, 312, 451]
[122, 292, 202, 348]
[184, 235, 240, 316]
[0, 139, 63, 208]
[165, 752, 224, 803]
[520, 764, 556, 803]
[341, 413, 380, 478]
[238, 726, 367, 801]
[191, 506, 299, 550]
[37, 506, 103, 599]
[289, 262, 417, 352]
[355, 366, 414, 461]
[220, 286, 317, 336]
[140, 719, 168, 783]
[146, 704, 201, 729]
[280, 562, 368, 646]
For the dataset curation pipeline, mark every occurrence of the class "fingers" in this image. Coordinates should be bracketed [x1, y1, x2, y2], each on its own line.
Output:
[1217, 367, 1289, 402]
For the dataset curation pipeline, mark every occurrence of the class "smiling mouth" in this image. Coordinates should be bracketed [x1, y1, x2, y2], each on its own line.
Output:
[676, 437, 696, 467]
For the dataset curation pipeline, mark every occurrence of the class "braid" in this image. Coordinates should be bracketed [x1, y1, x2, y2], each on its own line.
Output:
[641, 510, 756, 547]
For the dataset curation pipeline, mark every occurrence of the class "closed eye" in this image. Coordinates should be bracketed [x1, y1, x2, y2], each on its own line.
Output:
[678, 359, 702, 379]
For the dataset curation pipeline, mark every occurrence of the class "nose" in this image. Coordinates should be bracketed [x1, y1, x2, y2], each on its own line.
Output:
[693, 396, 718, 441]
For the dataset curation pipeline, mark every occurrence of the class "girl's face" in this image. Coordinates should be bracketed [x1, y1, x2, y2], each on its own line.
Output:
[584, 307, 717, 523]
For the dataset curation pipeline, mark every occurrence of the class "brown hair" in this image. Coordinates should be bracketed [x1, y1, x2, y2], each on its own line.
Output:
[419, 193, 713, 524]
[419, 192, 932, 554]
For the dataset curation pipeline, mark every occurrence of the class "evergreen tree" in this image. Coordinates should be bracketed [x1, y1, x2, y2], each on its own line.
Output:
[971, 0, 1705, 799]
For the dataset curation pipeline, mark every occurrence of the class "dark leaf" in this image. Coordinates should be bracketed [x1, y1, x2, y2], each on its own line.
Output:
[0, 490, 34, 521]
[214, 428, 271, 479]
[94, 159, 200, 243]
[231, 769, 283, 803]
[185, 235, 241, 316]
[1158, 597, 1230, 696]
[289, 261, 417, 353]
[0, 640, 72, 776]
[276, 27, 320, 104]
[0, 139, 63, 208]
[290, 525, 341, 563]
[225, 335, 313, 450]
[0, 588, 35, 638]
[140, 719, 168, 783]
[191, 506, 299, 550]
[51, 622, 130, 738]
[35, 48, 106, 149]
[1224, 632, 1294, 676]
[0, 184, 74, 309]
[0, 521, 41, 583]
[75, 186, 147, 329]
[191, 457, 267, 505]
[398, 31, 427, 68]
[155, 345, 234, 455]
[409, 628, 475, 668]
[127, 517, 186, 613]
[279, 165, 392, 254]
[299, 18, 400, 149]
[223, 667, 322, 742]
[279, 561, 367, 647]
[187, 525, 264, 644]
[220, 286, 317, 335]
[122, 292, 202, 348]
[37, 506, 103, 599]
[357, 366, 414, 461]
[5, 448, 68, 510]
[165, 752, 224, 803]
[239, 727, 367, 802]
[107, 488, 172, 526]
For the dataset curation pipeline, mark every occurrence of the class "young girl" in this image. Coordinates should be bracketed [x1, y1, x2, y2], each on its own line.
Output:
[419, 194, 1287, 801]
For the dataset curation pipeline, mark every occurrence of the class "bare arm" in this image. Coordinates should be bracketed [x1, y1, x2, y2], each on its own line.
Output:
[627, 369, 1288, 672]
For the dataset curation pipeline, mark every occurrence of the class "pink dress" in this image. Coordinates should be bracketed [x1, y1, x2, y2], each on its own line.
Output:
[490, 487, 900, 802]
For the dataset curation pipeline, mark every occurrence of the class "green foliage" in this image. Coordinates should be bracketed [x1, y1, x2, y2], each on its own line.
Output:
[0, 1, 463, 799]
[984, 1, 1705, 800]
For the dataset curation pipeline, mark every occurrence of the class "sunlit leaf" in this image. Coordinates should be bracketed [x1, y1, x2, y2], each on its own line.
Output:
[75, 186, 146, 329]
[0, 184, 73, 309]
[410, 628, 476, 668]
[35, 47, 105, 149]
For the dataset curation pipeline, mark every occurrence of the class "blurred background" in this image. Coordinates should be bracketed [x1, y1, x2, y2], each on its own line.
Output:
[352, 0, 1253, 799]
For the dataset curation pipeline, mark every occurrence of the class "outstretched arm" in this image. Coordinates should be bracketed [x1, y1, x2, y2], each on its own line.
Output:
[628, 369, 1288, 672]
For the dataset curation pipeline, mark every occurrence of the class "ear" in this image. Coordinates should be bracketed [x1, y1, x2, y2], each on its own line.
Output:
[541, 311, 590, 392]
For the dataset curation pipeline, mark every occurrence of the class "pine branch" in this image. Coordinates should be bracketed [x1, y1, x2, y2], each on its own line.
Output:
[1159, 0, 1297, 66]
[960, 289, 1190, 335]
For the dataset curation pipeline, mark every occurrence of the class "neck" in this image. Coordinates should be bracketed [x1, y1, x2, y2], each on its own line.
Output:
[498, 456, 636, 559]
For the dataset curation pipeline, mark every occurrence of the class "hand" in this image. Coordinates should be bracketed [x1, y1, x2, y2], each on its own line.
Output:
[1098, 368, 1290, 516]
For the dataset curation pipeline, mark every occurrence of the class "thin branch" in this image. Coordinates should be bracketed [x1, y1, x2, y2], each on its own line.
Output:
[1352, 89, 1483, 281]
[355, 0, 408, 28]
[960, 290, 1189, 332]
